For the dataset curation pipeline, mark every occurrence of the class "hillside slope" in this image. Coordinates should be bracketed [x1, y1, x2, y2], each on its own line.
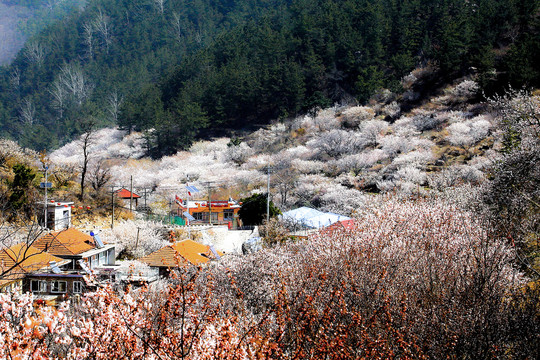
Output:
[50, 71, 514, 216]
[47, 77, 539, 276]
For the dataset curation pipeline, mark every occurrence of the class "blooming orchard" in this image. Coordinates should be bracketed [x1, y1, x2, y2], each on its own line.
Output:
[2, 196, 535, 359]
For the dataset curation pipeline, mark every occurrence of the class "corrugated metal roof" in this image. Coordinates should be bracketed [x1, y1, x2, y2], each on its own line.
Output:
[33, 228, 96, 256]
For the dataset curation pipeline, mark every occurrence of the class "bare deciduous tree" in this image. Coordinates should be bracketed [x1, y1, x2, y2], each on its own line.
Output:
[0, 221, 49, 279]
[51, 163, 78, 188]
[59, 63, 93, 106]
[82, 22, 95, 60]
[195, 29, 203, 44]
[79, 120, 97, 200]
[9, 67, 20, 90]
[45, 0, 60, 12]
[171, 12, 183, 43]
[48, 78, 67, 119]
[153, 0, 165, 14]
[24, 41, 46, 67]
[90, 160, 111, 192]
[107, 90, 123, 124]
[19, 98, 36, 125]
[93, 9, 113, 54]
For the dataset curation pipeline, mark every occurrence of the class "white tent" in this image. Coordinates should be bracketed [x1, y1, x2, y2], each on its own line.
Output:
[303, 212, 351, 229]
[281, 207, 350, 229]
[281, 207, 325, 222]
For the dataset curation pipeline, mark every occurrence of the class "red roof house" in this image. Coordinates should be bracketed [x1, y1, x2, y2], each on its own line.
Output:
[115, 188, 140, 208]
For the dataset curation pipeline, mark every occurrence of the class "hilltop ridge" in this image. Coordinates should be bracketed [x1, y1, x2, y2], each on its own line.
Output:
[0, 0, 538, 154]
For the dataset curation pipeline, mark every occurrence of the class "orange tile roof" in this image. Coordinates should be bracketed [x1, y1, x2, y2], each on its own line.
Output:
[140, 240, 223, 268]
[116, 188, 140, 199]
[32, 228, 96, 256]
[0, 243, 66, 285]
[0, 278, 22, 288]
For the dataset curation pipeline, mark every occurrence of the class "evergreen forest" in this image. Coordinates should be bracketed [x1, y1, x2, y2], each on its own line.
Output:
[0, 0, 538, 156]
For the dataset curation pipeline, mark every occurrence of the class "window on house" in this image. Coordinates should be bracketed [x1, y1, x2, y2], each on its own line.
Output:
[193, 212, 204, 221]
[223, 210, 234, 220]
[99, 251, 105, 265]
[73, 281, 83, 294]
[88, 255, 98, 269]
[31, 280, 47, 293]
[50, 280, 67, 293]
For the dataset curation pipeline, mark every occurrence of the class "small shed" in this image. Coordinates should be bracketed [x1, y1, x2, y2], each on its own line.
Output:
[116, 188, 140, 207]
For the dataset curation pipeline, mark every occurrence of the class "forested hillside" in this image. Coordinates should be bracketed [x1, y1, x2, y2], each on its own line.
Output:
[0, 0, 538, 155]
[0, 0, 84, 65]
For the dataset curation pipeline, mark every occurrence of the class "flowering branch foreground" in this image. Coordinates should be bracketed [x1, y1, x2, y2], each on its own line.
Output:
[1, 199, 538, 359]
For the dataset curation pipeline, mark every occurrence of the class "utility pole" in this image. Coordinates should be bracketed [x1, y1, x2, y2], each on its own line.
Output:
[110, 186, 115, 229]
[185, 182, 190, 237]
[44, 166, 48, 229]
[267, 165, 270, 224]
[208, 182, 212, 226]
[144, 188, 147, 219]
[169, 199, 172, 224]
[200, 181, 217, 226]
[129, 175, 133, 213]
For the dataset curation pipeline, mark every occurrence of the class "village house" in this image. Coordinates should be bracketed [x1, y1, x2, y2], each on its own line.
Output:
[32, 227, 116, 271]
[0, 227, 117, 302]
[175, 198, 241, 226]
[0, 242, 96, 305]
[0, 243, 70, 294]
[139, 239, 223, 277]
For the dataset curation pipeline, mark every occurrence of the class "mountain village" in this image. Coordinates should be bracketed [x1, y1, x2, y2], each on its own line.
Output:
[0, 177, 359, 305]
[0, 0, 538, 357]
